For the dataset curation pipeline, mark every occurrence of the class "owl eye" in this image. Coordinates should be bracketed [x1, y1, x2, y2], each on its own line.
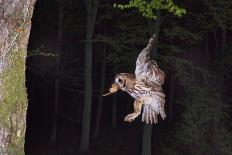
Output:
[116, 78, 123, 83]
[118, 78, 123, 83]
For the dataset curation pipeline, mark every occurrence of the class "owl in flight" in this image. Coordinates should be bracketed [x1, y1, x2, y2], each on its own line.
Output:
[103, 34, 166, 124]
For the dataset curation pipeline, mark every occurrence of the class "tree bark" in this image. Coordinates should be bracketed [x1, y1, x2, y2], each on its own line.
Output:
[0, 0, 36, 154]
[80, 0, 98, 151]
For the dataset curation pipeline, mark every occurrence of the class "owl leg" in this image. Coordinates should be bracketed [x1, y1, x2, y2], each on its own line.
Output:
[124, 99, 143, 122]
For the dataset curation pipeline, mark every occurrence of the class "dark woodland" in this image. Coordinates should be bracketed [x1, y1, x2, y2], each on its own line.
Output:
[22, 0, 232, 155]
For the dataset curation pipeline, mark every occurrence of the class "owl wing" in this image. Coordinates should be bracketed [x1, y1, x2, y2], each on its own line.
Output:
[135, 34, 165, 86]
[135, 34, 166, 124]
[142, 94, 166, 124]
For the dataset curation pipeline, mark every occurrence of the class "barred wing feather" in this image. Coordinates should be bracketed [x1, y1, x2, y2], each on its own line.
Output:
[141, 94, 166, 124]
[135, 34, 165, 86]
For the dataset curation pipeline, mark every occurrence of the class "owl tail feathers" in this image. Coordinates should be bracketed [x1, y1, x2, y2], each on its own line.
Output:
[142, 105, 166, 124]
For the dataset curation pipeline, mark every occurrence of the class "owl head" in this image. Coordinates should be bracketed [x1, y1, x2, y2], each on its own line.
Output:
[114, 74, 127, 88]
[103, 73, 135, 96]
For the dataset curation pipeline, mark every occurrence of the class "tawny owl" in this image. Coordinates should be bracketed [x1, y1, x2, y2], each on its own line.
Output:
[103, 34, 166, 124]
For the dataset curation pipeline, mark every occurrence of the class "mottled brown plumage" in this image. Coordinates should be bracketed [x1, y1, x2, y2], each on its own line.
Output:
[103, 34, 166, 124]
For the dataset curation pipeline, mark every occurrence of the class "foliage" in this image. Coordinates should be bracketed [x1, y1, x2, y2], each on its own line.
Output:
[113, 0, 186, 19]
[172, 60, 232, 154]
[158, 31, 232, 155]
[200, 0, 232, 30]
[95, 5, 150, 72]
[0, 50, 27, 154]
[158, 45, 232, 154]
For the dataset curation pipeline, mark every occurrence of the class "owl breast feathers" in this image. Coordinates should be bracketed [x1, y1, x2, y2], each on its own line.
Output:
[104, 34, 166, 124]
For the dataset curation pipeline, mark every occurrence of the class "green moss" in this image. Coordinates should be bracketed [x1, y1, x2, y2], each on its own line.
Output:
[0, 50, 27, 154]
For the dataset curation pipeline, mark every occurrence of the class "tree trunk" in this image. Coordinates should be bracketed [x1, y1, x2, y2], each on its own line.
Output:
[50, 1, 63, 144]
[93, 41, 106, 140]
[0, 0, 36, 154]
[80, 0, 98, 151]
[142, 124, 152, 155]
[142, 10, 160, 155]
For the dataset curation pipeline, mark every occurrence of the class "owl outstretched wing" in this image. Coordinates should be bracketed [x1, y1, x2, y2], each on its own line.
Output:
[135, 34, 165, 86]
[135, 34, 166, 124]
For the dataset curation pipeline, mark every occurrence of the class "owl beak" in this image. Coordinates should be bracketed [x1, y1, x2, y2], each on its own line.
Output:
[102, 84, 119, 96]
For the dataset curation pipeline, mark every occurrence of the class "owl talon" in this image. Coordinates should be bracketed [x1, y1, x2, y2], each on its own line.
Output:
[124, 113, 138, 122]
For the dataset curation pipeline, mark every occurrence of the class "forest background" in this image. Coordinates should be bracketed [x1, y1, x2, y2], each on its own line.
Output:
[0, 0, 232, 155]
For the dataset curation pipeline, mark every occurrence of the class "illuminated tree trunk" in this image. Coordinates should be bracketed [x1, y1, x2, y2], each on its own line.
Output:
[0, 0, 36, 154]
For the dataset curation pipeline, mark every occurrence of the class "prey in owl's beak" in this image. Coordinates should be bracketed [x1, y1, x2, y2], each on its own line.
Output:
[102, 83, 119, 96]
